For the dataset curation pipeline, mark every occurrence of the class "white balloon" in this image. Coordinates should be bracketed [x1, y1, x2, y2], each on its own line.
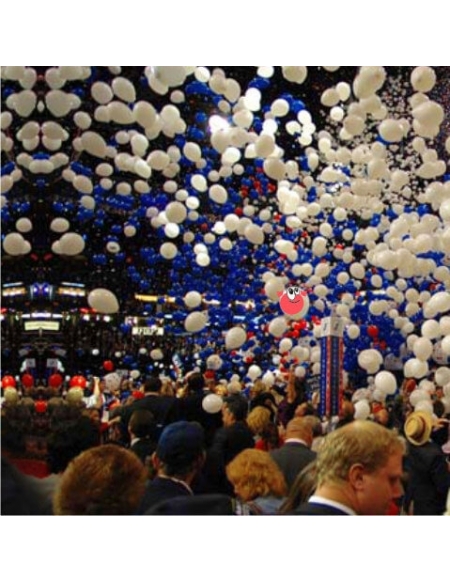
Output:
[225, 327, 247, 350]
[87, 288, 120, 314]
[150, 349, 163, 360]
[15, 218, 33, 233]
[354, 399, 371, 420]
[59, 232, 85, 256]
[184, 291, 202, 309]
[248, 365, 262, 380]
[184, 311, 208, 333]
[3, 232, 26, 255]
[160, 242, 177, 260]
[374, 371, 397, 395]
[202, 393, 223, 414]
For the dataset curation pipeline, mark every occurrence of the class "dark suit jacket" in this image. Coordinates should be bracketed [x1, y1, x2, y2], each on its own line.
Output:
[121, 394, 179, 438]
[130, 437, 157, 465]
[404, 441, 449, 515]
[177, 390, 222, 447]
[202, 421, 255, 495]
[139, 477, 192, 514]
[270, 442, 316, 491]
[295, 502, 350, 516]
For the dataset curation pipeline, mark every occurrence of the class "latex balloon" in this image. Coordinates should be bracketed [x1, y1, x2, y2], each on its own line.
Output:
[87, 288, 120, 314]
[48, 373, 63, 388]
[69, 375, 87, 388]
[103, 360, 114, 372]
[225, 327, 247, 350]
[202, 393, 223, 414]
[21, 373, 34, 388]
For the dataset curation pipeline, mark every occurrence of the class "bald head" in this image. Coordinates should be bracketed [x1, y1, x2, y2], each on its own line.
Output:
[285, 417, 314, 446]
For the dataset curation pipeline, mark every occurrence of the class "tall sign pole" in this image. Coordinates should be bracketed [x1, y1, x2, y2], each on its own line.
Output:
[319, 308, 344, 419]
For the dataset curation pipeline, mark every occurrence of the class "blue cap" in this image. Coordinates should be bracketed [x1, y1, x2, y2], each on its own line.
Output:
[156, 421, 205, 466]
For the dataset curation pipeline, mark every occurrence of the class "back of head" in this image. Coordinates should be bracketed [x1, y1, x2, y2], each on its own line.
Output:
[186, 372, 204, 393]
[285, 417, 315, 445]
[129, 409, 156, 439]
[316, 421, 405, 487]
[247, 406, 271, 435]
[47, 409, 100, 473]
[143, 377, 162, 394]
[54, 445, 147, 515]
[226, 448, 287, 501]
[156, 421, 205, 478]
[223, 395, 248, 422]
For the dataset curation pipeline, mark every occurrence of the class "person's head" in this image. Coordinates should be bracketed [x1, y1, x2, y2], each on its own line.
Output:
[374, 407, 390, 427]
[279, 460, 318, 515]
[128, 409, 156, 439]
[154, 421, 205, 481]
[315, 421, 405, 515]
[339, 400, 355, 419]
[226, 449, 287, 502]
[247, 406, 272, 436]
[3, 388, 19, 407]
[66, 387, 85, 408]
[47, 409, 101, 473]
[54, 445, 147, 515]
[143, 377, 162, 395]
[404, 411, 433, 447]
[285, 417, 315, 448]
[186, 372, 204, 393]
[433, 399, 445, 419]
[222, 395, 248, 426]
[249, 379, 266, 400]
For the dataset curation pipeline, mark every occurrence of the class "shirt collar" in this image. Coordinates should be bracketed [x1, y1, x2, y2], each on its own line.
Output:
[308, 495, 356, 516]
[284, 438, 309, 447]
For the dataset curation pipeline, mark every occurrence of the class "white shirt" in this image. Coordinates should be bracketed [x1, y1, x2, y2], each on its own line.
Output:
[308, 495, 356, 516]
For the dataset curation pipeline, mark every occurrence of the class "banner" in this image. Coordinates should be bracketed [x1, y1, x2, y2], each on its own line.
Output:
[319, 314, 344, 418]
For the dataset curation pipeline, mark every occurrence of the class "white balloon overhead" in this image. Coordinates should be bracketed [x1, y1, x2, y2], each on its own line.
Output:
[87, 288, 120, 314]
[3, 66, 450, 387]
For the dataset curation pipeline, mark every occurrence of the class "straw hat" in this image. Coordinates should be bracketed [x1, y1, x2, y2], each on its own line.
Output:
[404, 411, 433, 446]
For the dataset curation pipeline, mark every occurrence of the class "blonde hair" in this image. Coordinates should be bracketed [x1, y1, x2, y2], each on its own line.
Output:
[226, 449, 287, 501]
[247, 406, 271, 436]
[3, 388, 19, 405]
[316, 421, 405, 487]
[66, 387, 84, 406]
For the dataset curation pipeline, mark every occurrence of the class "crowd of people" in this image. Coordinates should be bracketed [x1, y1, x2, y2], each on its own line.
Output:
[2, 367, 450, 516]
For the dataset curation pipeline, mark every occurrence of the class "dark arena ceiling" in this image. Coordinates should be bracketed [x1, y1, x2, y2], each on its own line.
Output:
[1, 66, 450, 381]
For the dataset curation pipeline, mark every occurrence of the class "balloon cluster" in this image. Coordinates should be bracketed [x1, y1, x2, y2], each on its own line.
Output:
[2, 66, 450, 390]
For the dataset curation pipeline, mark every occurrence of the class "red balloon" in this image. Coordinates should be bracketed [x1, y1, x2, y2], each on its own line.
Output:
[1, 375, 16, 388]
[35, 401, 48, 414]
[368, 325, 379, 338]
[70, 375, 87, 388]
[49, 373, 63, 388]
[21, 373, 34, 388]
[103, 360, 114, 372]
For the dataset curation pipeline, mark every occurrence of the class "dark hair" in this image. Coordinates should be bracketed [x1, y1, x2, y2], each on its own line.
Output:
[47, 409, 100, 473]
[278, 460, 318, 515]
[433, 400, 445, 419]
[129, 409, 156, 438]
[187, 372, 204, 393]
[143, 377, 162, 394]
[223, 395, 248, 422]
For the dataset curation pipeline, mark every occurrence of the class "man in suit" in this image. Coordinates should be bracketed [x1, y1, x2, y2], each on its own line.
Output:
[295, 420, 405, 515]
[201, 395, 254, 494]
[403, 411, 449, 515]
[128, 409, 158, 466]
[138, 421, 206, 513]
[270, 417, 316, 492]
[121, 377, 178, 439]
